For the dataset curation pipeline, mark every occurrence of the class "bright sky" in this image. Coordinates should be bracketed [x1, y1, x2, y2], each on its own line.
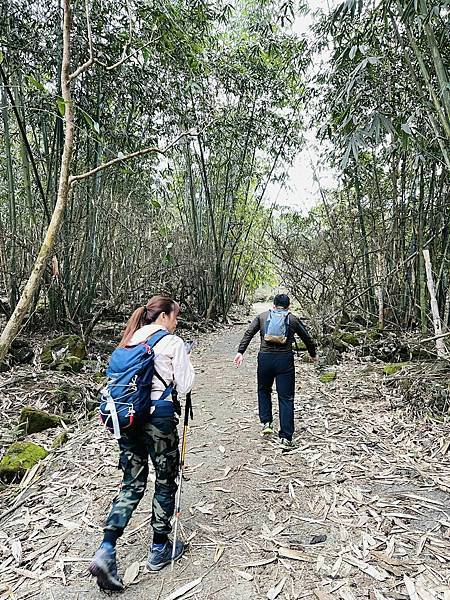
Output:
[267, 0, 336, 214]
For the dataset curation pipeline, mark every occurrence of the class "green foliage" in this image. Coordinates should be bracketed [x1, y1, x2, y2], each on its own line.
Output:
[0, 0, 307, 324]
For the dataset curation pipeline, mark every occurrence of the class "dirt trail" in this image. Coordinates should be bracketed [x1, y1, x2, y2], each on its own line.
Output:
[1, 320, 450, 600]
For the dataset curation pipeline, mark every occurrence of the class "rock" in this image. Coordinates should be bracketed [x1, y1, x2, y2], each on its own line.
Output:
[0, 441, 48, 482]
[0, 360, 10, 373]
[383, 362, 410, 376]
[353, 313, 371, 327]
[41, 335, 86, 372]
[367, 329, 382, 341]
[55, 355, 84, 372]
[19, 407, 63, 434]
[319, 371, 337, 383]
[9, 339, 34, 364]
[320, 348, 341, 366]
[342, 322, 363, 332]
[340, 310, 351, 325]
[327, 331, 361, 351]
[52, 431, 69, 449]
[405, 380, 450, 415]
[339, 332, 360, 346]
[53, 385, 80, 408]
[362, 338, 410, 362]
[330, 336, 346, 352]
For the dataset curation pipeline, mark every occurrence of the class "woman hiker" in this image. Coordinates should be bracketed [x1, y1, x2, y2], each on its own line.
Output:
[234, 294, 317, 449]
[89, 296, 194, 591]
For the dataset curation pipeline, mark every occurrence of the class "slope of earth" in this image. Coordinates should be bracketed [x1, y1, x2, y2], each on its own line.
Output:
[0, 320, 449, 600]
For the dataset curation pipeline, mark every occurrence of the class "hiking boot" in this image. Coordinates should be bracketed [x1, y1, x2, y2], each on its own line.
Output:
[279, 437, 294, 450]
[260, 422, 274, 436]
[89, 544, 124, 591]
[147, 539, 184, 572]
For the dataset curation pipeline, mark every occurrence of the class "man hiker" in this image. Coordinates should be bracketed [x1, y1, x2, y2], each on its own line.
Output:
[233, 294, 317, 449]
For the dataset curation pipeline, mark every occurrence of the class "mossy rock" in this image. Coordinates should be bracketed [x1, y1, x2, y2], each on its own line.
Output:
[52, 431, 69, 449]
[53, 385, 80, 406]
[319, 371, 337, 383]
[19, 407, 63, 434]
[331, 337, 346, 352]
[41, 335, 86, 371]
[367, 329, 383, 341]
[0, 441, 48, 482]
[330, 331, 360, 351]
[339, 332, 360, 346]
[320, 348, 341, 366]
[55, 355, 84, 372]
[383, 362, 410, 376]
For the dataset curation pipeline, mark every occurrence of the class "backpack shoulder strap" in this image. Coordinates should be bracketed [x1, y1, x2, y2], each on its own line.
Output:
[145, 330, 172, 391]
[146, 329, 170, 348]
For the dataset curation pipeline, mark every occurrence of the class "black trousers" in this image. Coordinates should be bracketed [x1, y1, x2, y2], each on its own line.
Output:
[257, 352, 295, 440]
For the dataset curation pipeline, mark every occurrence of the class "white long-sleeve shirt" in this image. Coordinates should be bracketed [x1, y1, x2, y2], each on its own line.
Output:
[129, 324, 194, 400]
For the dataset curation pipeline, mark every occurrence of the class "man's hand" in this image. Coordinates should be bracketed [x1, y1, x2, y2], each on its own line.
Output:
[233, 353, 244, 367]
[310, 355, 319, 364]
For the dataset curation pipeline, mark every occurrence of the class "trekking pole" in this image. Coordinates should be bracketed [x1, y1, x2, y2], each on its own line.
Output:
[171, 391, 193, 568]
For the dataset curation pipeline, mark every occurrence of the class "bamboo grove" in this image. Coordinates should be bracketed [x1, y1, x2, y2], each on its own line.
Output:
[1, 0, 449, 354]
[0, 0, 306, 351]
[273, 0, 450, 334]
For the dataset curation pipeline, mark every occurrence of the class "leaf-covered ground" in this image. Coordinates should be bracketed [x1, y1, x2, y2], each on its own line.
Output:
[1, 318, 449, 600]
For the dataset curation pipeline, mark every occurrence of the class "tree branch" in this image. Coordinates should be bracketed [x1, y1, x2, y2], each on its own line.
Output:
[69, 129, 200, 185]
[69, 0, 94, 81]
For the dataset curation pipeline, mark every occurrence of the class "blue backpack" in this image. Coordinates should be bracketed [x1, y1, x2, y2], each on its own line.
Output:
[99, 330, 171, 439]
[264, 309, 289, 344]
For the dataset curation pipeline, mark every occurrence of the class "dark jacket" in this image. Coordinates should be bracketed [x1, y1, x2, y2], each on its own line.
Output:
[237, 311, 316, 357]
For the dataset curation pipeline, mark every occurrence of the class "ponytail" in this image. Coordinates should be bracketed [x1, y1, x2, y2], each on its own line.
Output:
[118, 296, 180, 348]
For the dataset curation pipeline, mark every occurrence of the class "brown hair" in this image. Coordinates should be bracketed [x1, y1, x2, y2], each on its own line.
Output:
[118, 295, 180, 348]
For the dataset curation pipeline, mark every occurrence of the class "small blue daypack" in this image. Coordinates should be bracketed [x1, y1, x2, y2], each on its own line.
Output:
[264, 309, 289, 344]
[99, 330, 171, 439]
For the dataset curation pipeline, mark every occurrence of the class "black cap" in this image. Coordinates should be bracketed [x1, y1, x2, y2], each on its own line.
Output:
[273, 294, 290, 308]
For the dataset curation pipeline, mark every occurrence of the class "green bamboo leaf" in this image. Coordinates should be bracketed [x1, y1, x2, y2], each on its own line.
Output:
[78, 107, 100, 134]
[340, 142, 352, 170]
[56, 97, 66, 116]
[28, 76, 45, 91]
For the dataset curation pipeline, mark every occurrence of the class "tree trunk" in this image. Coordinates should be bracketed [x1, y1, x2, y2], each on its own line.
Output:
[0, 0, 75, 361]
[423, 249, 447, 358]
[417, 165, 427, 333]
[1, 86, 19, 310]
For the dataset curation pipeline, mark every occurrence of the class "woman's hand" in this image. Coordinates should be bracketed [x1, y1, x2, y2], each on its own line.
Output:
[233, 353, 244, 367]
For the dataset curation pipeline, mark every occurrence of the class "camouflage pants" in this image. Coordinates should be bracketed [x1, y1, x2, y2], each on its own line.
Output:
[104, 417, 179, 539]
